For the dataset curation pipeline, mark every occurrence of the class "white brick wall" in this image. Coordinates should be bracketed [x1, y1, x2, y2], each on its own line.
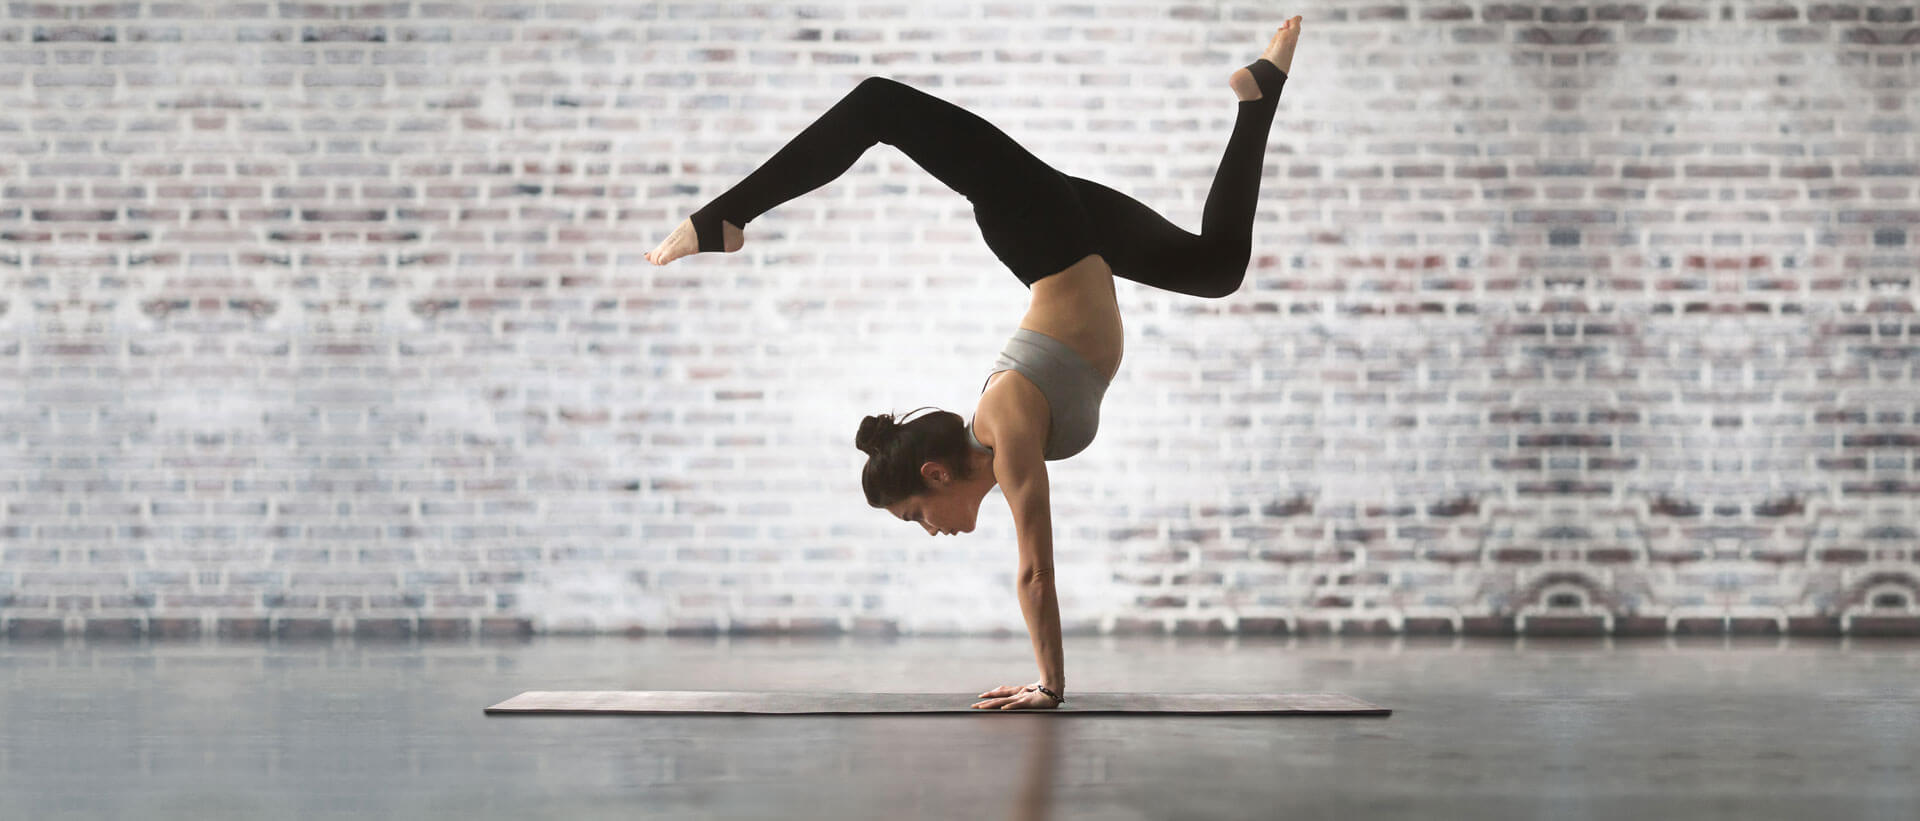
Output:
[3, 1, 1917, 640]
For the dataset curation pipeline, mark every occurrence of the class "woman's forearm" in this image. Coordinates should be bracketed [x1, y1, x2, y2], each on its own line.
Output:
[1017, 570, 1064, 695]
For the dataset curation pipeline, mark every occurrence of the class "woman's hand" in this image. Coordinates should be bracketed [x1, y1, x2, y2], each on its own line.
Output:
[972, 681, 1062, 710]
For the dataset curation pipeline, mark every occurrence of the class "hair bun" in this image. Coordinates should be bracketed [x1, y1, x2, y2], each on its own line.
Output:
[855, 413, 899, 455]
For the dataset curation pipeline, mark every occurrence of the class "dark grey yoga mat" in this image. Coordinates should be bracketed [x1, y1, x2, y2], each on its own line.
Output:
[484, 690, 1390, 715]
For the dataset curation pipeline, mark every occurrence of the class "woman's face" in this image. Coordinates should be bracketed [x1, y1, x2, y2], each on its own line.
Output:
[887, 467, 980, 537]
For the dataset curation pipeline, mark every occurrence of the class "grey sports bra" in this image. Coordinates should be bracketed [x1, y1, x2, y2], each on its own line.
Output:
[965, 327, 1111, 462]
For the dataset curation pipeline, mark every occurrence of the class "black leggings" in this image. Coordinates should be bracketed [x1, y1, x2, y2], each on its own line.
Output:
[690, 63, 1286, 297]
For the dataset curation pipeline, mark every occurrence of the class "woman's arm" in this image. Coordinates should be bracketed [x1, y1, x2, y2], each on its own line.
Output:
[995, 431, 1064, 698]
[1018, 567, 1064, 697]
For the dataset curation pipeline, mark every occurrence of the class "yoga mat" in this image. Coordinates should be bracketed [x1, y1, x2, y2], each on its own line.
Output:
[484, 690, 1390, 716]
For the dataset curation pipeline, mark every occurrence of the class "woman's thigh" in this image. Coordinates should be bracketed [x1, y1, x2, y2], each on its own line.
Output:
[970, 171, 1102, 287]
[871, 79, 1072, 213]
[1065, 175, 1224, 295]
[1072, 175, 1252, 298]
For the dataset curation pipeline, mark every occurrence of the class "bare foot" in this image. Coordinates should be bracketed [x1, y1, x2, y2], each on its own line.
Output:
[645, 216, 744, 265]
[1229, 16, 1301, 102]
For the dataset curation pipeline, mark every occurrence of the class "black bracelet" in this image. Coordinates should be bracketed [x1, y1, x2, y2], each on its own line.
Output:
[1032, 684, 1063, 703]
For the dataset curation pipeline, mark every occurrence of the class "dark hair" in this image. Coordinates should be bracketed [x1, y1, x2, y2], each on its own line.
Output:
[856, 406, 977, 509]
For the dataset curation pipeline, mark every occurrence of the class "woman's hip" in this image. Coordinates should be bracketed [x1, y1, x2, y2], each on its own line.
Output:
[970, 171, 1103, 286]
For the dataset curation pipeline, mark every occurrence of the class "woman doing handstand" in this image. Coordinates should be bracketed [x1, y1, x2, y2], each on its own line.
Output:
[646, 17, 1303, 710]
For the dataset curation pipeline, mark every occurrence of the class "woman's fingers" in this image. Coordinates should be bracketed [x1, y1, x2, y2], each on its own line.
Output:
[972, 690, 1060, 709]
[973, 682, 1030, 706]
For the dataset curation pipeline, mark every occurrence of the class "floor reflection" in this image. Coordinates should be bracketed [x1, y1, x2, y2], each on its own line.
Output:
[1, 635, 1917, 821]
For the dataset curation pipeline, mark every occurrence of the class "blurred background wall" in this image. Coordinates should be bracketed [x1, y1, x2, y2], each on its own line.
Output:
[4, 1, 1916, 640]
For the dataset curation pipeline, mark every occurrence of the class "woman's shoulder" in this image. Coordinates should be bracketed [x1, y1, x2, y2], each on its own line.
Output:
[974, 370, 1050, 452]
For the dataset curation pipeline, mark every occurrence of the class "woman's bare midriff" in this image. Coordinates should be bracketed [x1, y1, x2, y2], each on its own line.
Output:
[974, 253, 1124, 451]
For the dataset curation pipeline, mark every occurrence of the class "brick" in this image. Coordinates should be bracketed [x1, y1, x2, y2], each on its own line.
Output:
[667, 619, 723, 637]
[1462, 616, 1517, 637]
[851, 617, 899, 637]
[84, 618, 144, 640]
[479, 617, 535, 638]
[6, 618, 64, 640]
[1173, 618, 1229, 636]
[418, 617, 473, 639]
[1848, 615, 1920, 637]
[1401, 617, 1455, 635]
[1342, 618, 1395, 636]
[1236, 617, 1291, 635]
[150, 617, 203, 640]
[1612, 616, 1670, 637]
[1674, 617, 1728, 635]
[729, 619, 783, 636]
[1110, 617, 1167, 636]
[354, 618, 415, 640]
[278, 618, 335, 640]
[1522, 615, 1606, 637]
[1728, 617, 1782, 636]
[219, 618, 274, 640]
[785, 617, 845, 636]
[1293, 618, 1337, 636]
[1786, 616, 1843, 637]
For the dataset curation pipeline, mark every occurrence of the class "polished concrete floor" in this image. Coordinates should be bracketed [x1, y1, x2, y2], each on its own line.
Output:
[3, 634, 1916, 820]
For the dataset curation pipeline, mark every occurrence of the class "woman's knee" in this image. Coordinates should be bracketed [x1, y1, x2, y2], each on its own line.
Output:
[1201, 249, 1251, 297]
[857, 75, 906, 97]
[1194, 272, 1243, 298]
[852, 76, 914, 117]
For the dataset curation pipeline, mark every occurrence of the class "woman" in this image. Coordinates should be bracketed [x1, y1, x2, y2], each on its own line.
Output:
[648, 17, 1303, 710]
